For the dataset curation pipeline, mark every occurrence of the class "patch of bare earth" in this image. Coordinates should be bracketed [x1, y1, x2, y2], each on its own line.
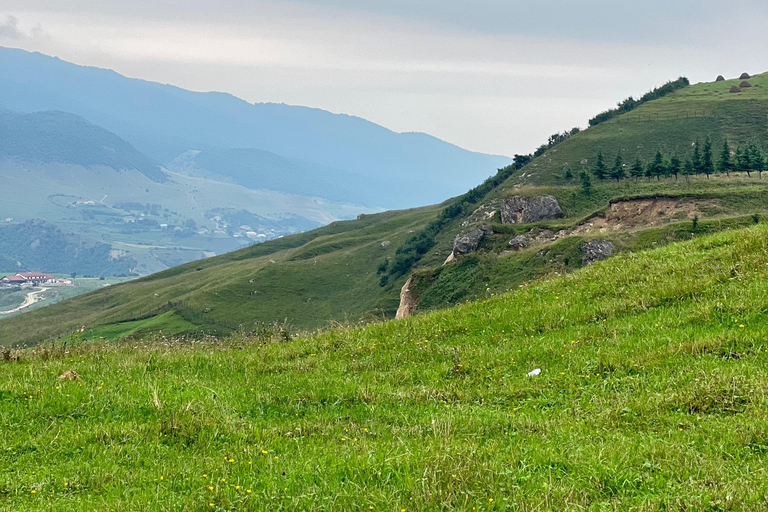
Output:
[529, 198, 713, 246]
[573, 198, 709, 235]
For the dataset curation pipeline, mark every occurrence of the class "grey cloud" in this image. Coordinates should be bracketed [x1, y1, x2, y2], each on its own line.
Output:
[284, 0, 766, 45]
[8, 0, 768, 47]
[0, 14, 47, 40]
[0, 15, 23, 39]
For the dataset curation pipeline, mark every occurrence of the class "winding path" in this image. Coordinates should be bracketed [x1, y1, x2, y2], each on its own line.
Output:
[0, 287, 49, 315]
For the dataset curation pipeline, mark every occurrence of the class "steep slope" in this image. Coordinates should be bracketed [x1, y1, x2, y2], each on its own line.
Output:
[373, 72, 768, 313]
[5, 225, 768, 510]
[0, 46, 510, 209]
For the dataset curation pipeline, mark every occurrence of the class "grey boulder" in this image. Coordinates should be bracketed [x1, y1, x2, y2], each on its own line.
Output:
[581, 239, 614, 266]
[501, 196, 563, 224]
[453, 228, 486, 255]
[508, 235, 529, 251]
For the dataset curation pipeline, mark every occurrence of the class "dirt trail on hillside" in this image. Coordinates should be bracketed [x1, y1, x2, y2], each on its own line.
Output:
[0, 288, 48, 315]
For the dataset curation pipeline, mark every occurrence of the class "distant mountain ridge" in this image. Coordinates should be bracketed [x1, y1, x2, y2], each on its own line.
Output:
[0, 110, 164, 182]
[173, 148, 391, 206]
[0, 46, 511, 209]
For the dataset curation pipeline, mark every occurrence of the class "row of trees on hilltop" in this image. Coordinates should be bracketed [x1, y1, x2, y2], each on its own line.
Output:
[588, 77, 690, 127]
[578, 139, 768, 184]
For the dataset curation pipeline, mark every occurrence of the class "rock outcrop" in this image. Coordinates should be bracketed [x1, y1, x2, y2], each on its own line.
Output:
[452, 226, 491, 256]
[501, 196, 562, 224]
[395, 276, 417, 319]
[508, 235, 529, 251]
[581, 239, 614, 266]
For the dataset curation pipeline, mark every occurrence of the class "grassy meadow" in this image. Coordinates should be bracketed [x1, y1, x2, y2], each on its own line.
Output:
[3, 225, 768, 510]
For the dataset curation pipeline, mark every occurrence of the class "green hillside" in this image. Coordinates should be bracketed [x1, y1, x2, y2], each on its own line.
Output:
[0, 206, 440, 345]
[4, 225, 768, 510]
[5, 73, 768, 347]
[513, 72, 768, 187]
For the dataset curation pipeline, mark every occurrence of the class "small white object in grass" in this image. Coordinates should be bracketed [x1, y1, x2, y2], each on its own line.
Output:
[527, 368, 542, 377]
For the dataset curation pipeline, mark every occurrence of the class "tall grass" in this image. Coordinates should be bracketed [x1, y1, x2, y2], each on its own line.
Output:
[4, 226, 768, 510]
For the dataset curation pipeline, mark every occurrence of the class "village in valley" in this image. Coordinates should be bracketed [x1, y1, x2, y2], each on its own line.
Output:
[0, 272, 72, 287]
[0, 272, 131, 317]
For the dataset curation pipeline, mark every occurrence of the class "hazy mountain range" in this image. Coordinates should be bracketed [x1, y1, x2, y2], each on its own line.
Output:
[0, 46, 510, 275]
[0, 46, 510, 209]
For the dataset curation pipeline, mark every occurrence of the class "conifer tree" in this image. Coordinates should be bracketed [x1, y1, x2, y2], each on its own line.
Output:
[579, 170, 592, 195]
[752, 145, 766, 178]
[630, 158, 644, 182]
[735, 146, 749, 175]
[718, 139, 732, 176]
[651, 151, 665, 181]
[683, 157, 695, 182]
[645, 160, 654, 182]
[610, 153, 625, 182]
[702, 138, 714, 179]
[669, 155, 681, 180]
[746, 144, 758, 178]
[592, 151, 607, 181]
[692, 139, 703, 175]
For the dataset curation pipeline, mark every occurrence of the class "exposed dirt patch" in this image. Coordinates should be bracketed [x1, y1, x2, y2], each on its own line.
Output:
[571, 198, 711, 236]
[520, 198, 715, 247]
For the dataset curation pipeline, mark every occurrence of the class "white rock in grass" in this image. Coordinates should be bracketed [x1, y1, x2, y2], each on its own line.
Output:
[527, 368, 542, 377]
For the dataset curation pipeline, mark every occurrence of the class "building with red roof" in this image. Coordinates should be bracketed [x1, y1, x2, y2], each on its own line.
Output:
[1, 272, 54, 286]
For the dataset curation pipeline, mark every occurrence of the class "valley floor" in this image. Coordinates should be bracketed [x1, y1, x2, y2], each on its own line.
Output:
[3, 226, 768, 510]
[0, 287, 48, 315]
[0, 277, 133, 319]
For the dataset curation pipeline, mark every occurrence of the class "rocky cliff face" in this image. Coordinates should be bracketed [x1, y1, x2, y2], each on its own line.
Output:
[501, 196, 562, 224]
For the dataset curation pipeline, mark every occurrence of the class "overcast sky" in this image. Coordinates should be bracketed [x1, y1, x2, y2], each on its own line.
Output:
[1, 1, 767, 157]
